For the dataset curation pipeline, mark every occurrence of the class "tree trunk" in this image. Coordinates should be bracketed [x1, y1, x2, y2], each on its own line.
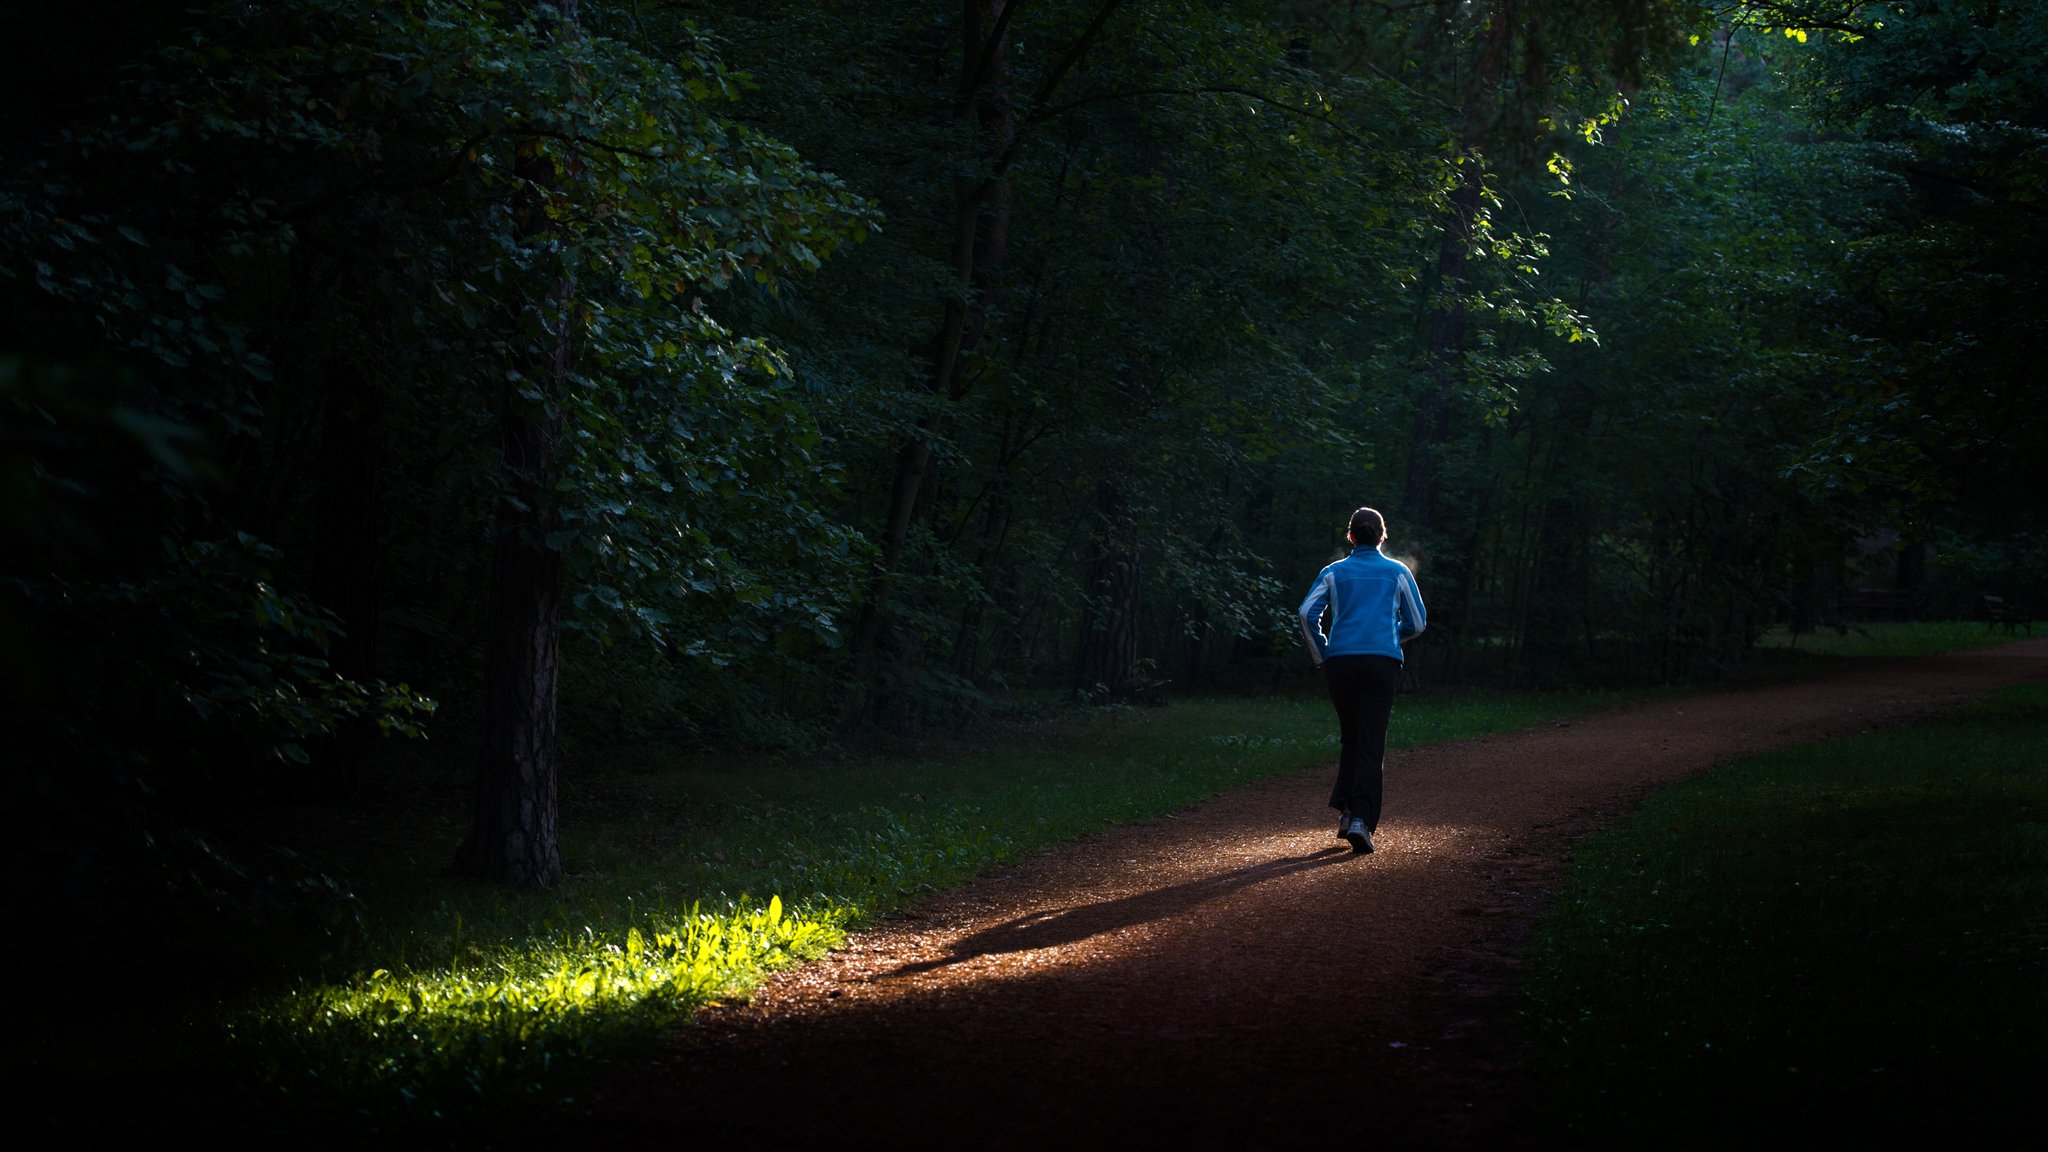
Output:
[1076, 480, 1141, 701]
[453, 387, 566, 885]
[948, 465, 1014, 680]
[451, 0, 579, 887]
[854, 3, 1016, 667]
[1404, 172, 1479, 535]
[855, 1, 1122, 672]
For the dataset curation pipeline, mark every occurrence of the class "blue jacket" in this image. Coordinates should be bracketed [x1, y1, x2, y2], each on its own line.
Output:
[1298, 547, 1426, 665]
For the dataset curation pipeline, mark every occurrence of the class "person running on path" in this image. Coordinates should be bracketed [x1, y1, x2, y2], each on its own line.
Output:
[1297, 507, 1425, 854]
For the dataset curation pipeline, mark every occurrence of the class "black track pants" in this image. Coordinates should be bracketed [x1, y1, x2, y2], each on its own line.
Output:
[1322, 654, 1402, 832]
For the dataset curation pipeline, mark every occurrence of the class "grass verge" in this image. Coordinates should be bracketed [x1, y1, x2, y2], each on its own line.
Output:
[225, 688, 1640, 1126]
[1521, 680, 2048, 1144]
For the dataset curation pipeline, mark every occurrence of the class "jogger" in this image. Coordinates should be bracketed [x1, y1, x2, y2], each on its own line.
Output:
[1297, 507, 1425, 853]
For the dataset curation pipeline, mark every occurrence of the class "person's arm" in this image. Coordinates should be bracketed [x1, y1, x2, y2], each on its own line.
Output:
[1396, 568, 1426, 643]
[1297, 569, 1334, 666]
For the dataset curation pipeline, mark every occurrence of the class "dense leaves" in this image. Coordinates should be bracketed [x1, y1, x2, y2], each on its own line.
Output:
[3, 0, 871, 897]
[1772, 1, 2048, 578]
[3, 0, 2037, 901]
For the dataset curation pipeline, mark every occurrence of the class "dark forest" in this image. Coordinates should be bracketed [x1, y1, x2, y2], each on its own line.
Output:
[4, 0, 2042, 1136]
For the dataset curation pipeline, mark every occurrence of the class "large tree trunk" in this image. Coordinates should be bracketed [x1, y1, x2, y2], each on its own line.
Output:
[452, 382, 566, 886]
[1076, 480, 1141, 701]
[451, 0, 579, 886]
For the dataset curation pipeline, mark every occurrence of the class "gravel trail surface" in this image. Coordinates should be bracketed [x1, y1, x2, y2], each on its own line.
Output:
[580, 641, 2048, 1148]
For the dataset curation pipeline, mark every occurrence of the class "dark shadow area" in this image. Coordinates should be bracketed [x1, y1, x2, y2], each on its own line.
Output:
[887, 846, 1354, 976]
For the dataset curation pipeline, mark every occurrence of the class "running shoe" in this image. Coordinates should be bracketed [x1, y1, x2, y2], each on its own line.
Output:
[1343, 815, 1374, 855]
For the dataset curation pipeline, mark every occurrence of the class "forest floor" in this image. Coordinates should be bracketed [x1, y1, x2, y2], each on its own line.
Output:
[568, 638, 2048, 1149]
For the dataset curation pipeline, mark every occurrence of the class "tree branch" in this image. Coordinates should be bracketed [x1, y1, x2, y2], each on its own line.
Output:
[974, 0, 1130, 199]
[1029, 0, 1129, 109]
[961, 0, 1027, 100]
[1354, 58, 1461, 113]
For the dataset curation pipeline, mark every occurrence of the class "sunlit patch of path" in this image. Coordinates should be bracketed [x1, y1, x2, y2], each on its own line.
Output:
[579, 641, 2048, 1149]
[884, 846, 1356, 980]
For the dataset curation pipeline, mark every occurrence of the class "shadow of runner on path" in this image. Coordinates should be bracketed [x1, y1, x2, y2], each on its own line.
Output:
[887, 846, 1354, 977]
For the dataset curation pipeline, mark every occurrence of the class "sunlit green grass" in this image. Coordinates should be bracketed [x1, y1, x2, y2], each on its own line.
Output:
[229, 688, 1644, 1124]
[229, 897, 841, 1121]
[1522, 681, 2048, 1144]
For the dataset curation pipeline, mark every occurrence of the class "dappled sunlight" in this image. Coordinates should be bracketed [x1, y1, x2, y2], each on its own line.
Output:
[884, 846, 1352, 978]
[1176, 817, 1497, 869]
[1381, 820, 1499, 859]
[872, 817, 1497, 985]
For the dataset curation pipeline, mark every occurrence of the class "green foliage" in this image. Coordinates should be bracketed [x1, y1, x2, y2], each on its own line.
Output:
[1360, 32, 1870, 683]
[656, 0, 1647, 709]
[1522, 680, 2048, 1142]
[1, 350, 438, 929]
[2, 0, 872, 821]
[13, 0, 1902, 792]
[234, 895, 843, 1117]
[1769, 1, 2048, 534]
[68, 0, 876, 651]
[0, 357, 430, 755]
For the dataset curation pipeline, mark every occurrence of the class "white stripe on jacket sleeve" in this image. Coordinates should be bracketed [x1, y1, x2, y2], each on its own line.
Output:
[1298, 569, 1334, 664]
[1396, 568, 1426, 640]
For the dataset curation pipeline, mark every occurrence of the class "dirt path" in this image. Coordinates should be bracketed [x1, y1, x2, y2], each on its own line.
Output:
[575, 642, 2048, 1148]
